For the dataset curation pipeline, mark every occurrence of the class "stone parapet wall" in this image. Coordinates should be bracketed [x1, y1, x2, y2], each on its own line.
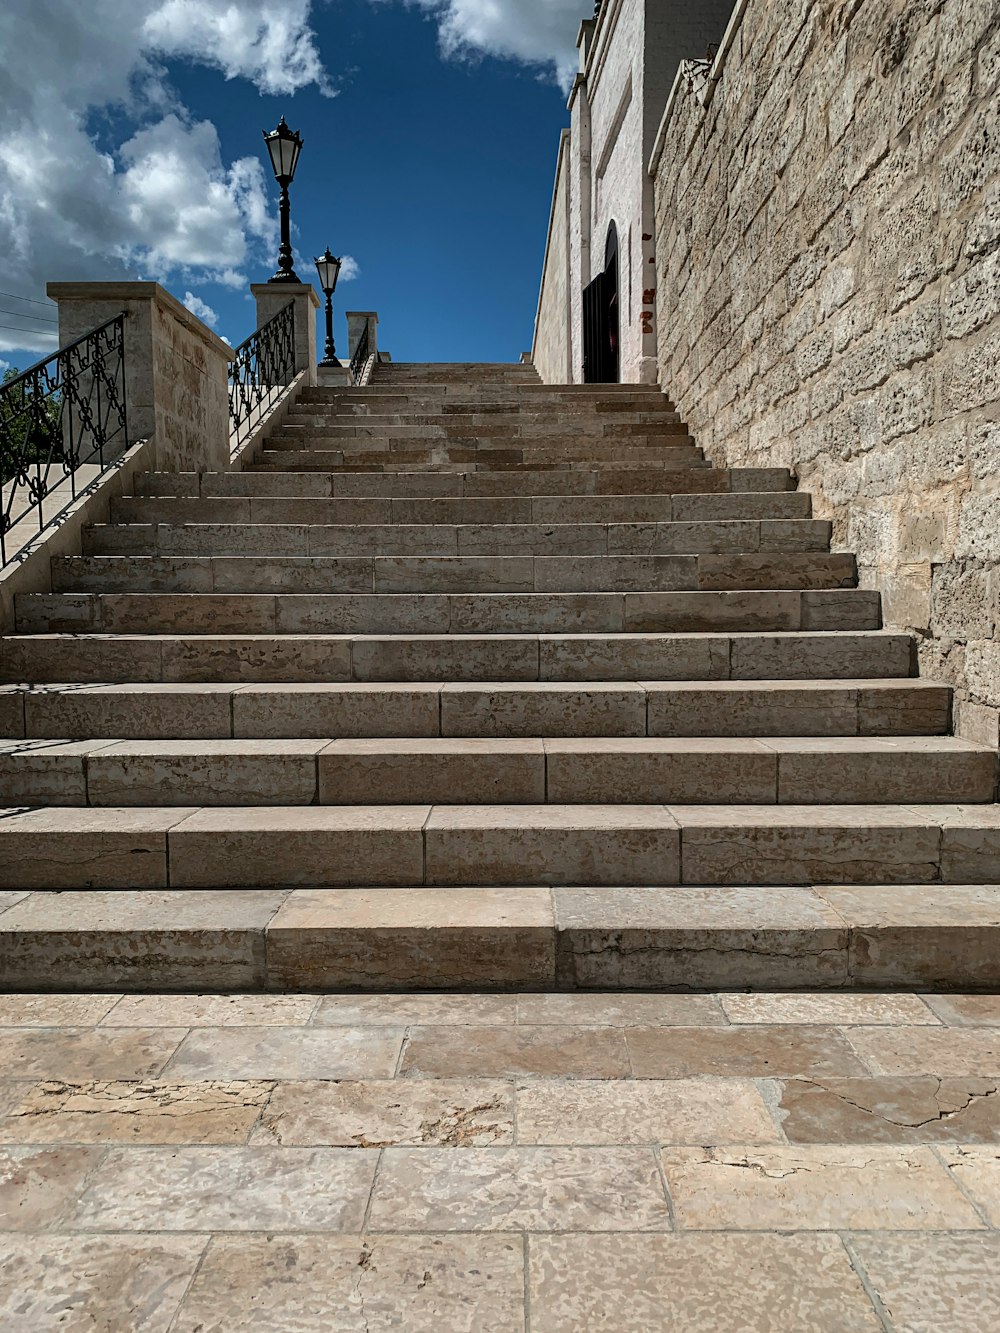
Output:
[652, 0, 1000, 744]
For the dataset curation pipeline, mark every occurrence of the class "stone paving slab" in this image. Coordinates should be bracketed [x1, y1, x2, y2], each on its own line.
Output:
[0, 990, 998, 1326]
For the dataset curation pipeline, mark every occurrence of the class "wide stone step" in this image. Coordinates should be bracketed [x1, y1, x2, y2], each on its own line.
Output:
[280, 413, 689, 433]
[110, 492, 812, 527]
[14, 588, 881, 635]
[2, 737, 991, 808]
[130, 466, 796, 498]
[0, 679, 948, 740]
[3, 883, 999, 991]
[83, 518, 833, 559]
[259, 442, 704, 465]
[0, 631, 914, 685]
[0, 803, 997, 889]
[50, 553, 858, 595]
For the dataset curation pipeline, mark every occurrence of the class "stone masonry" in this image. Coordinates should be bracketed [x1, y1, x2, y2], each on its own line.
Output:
[652, 0, 1000, 747]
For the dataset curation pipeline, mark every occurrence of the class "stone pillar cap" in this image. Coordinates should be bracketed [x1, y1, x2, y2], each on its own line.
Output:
[250, 282, 321, 309]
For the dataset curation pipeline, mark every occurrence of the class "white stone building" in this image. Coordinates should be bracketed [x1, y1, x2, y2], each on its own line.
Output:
[533, 0, 733, 384]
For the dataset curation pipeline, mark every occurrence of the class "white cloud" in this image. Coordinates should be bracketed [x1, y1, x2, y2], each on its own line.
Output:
[376, 0, 590, 91]
[340, 256, 361, 282]
[182, 291, 220, 327]
[0, 0, 328, 352]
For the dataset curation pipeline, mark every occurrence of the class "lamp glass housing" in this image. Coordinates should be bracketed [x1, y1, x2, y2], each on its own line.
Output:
[314, 249, 343, 294]
[263, 117, 303, 183]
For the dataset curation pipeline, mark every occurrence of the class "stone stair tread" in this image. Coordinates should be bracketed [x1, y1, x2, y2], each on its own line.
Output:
[1, 734, 992, 810]
[0, 803, 997, 892]
[0, 630, 914, 685]
[1, 883, 998, 990]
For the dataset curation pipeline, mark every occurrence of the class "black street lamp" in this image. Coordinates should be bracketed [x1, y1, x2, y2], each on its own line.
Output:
[314, 248, 343, 366]
[263, 116, 304, 283]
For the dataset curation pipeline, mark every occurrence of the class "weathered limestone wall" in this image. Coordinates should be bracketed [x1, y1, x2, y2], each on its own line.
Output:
[652, 0, 1000, 744]
[533, 132, 572, 383]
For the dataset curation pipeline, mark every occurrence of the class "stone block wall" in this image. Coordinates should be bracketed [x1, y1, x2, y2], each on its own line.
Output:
[652, 0, 1000, 744]
[534, 132, 572, 383]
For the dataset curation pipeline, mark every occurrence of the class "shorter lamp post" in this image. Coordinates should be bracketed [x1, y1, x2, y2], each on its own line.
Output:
[263, 116, 304, 283]
[314, 249, 343, 366]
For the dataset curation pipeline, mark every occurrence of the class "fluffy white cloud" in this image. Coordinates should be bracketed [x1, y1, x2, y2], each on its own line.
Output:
[339, 256, 361, 282]
[377, 0, 591, 90]
[0, 0, 328, 352]
[182, 291, 220, 327]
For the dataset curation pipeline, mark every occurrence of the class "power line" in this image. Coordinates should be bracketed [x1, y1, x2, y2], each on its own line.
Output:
[0, 322, 58, 337]
[0, 289, 56, 309]
[0, 308, 58, 326]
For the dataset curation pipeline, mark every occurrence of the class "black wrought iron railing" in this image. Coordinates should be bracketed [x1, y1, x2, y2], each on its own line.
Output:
[349, 320, 372, 385]
[1, 314, 127, 567]
[229, 300, 296, 451]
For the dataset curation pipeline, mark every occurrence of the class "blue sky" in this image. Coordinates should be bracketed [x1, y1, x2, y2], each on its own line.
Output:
[0, 0, 592, 370]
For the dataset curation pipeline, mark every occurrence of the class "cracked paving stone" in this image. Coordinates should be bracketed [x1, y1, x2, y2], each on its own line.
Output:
[719, 992, 938, 1026]
[251, 1079, 514, 1147]
[104, 994, 320, 1027]
[0, 1080, 274, 1144]
[0, 1233, 206, 1331]
[660, 1145, 986, 1230]
[171, 1234, 525, 1332]
[776, 1076, 1000, 1143]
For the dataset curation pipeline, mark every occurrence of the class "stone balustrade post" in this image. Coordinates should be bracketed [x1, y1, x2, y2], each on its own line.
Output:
[47, 282, 233, 473]
[251, 283, 321, 386]
[346, 312, 379, 364]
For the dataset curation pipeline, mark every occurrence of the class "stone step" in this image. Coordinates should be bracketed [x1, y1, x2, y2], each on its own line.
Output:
[130, 468, 795, 498]
[281, 413, 688, 433]
[0, 679, 948, 740]
[3, 883, 999, 991]
[50, 553, 858, 595]
[0, 803, 997, 889]
[109, 491, 812, 527]
[2, 737, 991, 808]
[251, 456, 713, 475]
[0, 631, 914, 685]
[14, 588, 881, 635]
[261, 439, 704, 461]
[289, 407, 684, 425]
[83, 518, 833, 559]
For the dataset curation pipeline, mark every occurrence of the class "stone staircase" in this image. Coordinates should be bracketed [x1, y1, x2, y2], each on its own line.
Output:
[1, 361, 998, 991]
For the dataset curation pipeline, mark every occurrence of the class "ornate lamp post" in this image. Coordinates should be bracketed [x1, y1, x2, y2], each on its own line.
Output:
[314, 249, 343, 366]
[263, 116, 304, 283]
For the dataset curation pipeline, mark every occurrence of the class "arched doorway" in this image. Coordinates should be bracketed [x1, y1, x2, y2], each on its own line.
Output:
[583, 222, 620, 383]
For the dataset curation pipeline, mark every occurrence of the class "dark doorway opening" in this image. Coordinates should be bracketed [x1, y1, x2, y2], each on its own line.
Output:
[582, 222, 620, 383]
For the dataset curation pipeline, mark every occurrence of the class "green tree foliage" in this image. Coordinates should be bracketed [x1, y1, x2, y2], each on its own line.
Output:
[1, 365, 63, 485]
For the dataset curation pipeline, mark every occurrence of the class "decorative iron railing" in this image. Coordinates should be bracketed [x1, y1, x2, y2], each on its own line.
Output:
[228, 300, 296, 452]
[349, 320, 373, 385]
[1, 314, 127, 567]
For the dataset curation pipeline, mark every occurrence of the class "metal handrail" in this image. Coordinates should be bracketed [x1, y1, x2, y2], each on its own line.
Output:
[229, 301, 296, 451]
[1, 314, 128, 567]
[349, 320, 373, 385]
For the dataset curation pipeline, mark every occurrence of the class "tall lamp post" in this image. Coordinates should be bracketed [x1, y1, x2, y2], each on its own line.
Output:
[263, 116, 304, 283]
[314, 249, 343, 366]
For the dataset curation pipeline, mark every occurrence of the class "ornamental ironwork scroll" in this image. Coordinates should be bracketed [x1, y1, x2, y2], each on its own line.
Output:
[228, 300, 296, 452]
[0, 314, 127, 567]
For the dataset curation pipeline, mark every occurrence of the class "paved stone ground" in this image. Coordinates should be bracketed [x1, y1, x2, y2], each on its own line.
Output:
[1, 991, 1000, 1329]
